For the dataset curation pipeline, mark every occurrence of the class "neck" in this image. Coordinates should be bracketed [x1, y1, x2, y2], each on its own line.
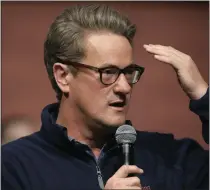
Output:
[56, 97, 113, 156]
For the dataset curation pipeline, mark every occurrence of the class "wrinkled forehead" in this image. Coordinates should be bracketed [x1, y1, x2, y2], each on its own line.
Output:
[83, 32, 134, 68]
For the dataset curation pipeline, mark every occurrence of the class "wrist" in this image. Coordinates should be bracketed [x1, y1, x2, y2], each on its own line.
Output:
[190, 83, 208, 100]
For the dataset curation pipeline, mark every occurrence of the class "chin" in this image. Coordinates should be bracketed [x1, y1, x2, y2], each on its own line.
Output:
[93, 116, 126, 136]
[103, 115, 126, 128]
[92, 108, 128, 128]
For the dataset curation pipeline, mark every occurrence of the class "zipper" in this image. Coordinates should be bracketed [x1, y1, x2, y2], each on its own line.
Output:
[69, 139, 107, 189]
[82, 143, 106, 189]
[96, 165, 104, 189]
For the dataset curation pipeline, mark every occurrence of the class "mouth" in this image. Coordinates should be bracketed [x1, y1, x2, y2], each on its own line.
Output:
[109, 101, 126, 110]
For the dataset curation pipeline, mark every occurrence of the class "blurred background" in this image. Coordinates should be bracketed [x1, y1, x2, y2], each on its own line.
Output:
[2, 2, 209, 148]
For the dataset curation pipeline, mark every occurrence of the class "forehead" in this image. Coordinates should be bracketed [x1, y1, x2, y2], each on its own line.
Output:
[83, 32, 133, 68]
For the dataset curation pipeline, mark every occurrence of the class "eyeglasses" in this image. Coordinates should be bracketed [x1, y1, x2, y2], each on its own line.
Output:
[63, 61, 145, 85]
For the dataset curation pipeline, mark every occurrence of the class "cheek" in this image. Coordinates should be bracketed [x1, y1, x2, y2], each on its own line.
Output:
[71, 80, 107, 108]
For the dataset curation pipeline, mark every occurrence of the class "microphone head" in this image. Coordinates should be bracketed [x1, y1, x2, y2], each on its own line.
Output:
[115, 124, 137, 145]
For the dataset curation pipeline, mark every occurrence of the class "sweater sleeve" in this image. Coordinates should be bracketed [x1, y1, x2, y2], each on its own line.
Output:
[189, 88, 209, 144]
[176, 139, 209, 189]
[165, 89, 209, 189]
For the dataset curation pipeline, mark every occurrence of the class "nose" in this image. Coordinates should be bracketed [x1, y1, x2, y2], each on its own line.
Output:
[113, 73, 132, 94]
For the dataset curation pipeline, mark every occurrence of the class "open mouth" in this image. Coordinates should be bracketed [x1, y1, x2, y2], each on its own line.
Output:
[109, 102, 126, 108]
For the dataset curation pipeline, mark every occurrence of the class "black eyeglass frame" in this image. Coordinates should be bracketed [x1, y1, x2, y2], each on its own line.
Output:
[61, 61, 145, 85]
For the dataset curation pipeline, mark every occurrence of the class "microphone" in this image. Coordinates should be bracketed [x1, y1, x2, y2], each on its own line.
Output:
[115, 124, 137, 166]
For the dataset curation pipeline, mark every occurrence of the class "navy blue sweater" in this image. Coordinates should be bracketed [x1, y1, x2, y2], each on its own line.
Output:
[2, 90, 209, 190]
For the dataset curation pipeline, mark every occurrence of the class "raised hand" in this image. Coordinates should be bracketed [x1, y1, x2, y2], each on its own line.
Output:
[143, 44, 208, 100]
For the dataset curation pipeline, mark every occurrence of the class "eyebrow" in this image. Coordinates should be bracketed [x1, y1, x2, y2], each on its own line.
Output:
[100, 62, 135, 69]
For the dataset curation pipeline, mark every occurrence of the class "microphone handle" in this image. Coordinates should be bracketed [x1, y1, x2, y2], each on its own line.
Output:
[122, 143, 130, 165]
[122, 143, 135, 177]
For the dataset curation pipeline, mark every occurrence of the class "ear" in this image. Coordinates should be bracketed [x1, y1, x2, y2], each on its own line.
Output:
[53, 63, 72, 94]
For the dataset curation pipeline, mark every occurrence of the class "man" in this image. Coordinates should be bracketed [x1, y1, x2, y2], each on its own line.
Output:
[2, 4, 208, 190]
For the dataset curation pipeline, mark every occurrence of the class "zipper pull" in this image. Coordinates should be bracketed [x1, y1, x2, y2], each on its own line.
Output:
[96, 165, 104, 189]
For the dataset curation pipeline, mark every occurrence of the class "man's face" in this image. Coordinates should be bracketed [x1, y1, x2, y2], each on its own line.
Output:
[69, 32, 134, 128]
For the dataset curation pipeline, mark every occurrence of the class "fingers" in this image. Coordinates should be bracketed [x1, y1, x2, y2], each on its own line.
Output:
[105, 165, 143, 189]
[154, 55, 170, 63]
[113, 165, 143, 178]
[143, 44, 190, 70]
[143, 44, 169, 56]
[125, 186, 142, 189]
[144, 44, 186, 57]
[124, 176, 141, 187]
[143, 44, 208, 100]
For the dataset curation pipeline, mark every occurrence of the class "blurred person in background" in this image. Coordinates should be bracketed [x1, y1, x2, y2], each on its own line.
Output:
[1, 115, 38, 144]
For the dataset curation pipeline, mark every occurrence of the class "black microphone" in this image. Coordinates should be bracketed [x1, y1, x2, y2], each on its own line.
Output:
[115, 124, 137, 166]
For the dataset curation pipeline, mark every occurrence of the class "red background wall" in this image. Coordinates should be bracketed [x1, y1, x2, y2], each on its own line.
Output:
[2, 2, 209, 149]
